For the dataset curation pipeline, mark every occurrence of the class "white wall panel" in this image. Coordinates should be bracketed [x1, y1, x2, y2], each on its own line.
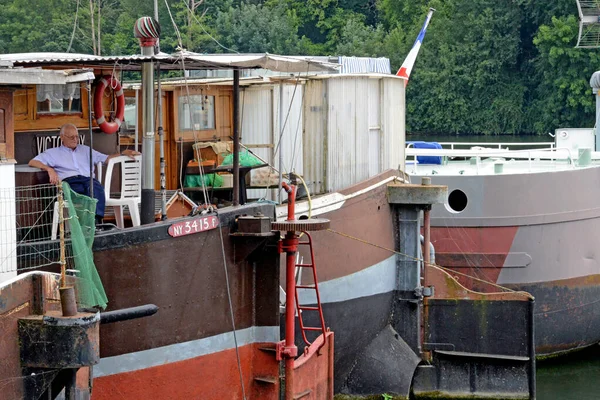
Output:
[303, 80, 327, 195]
[0, 164, 16, 283]
[381, 79, 405, 172]
[240, 86, 275, 200]
[239, 74, 405, 199]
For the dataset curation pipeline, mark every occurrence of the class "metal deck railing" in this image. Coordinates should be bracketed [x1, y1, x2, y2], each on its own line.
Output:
[405, 145, 579, 175]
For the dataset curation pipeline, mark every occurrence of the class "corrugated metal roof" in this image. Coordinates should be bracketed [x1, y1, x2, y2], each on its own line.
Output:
[0, 67, 94, 85]
[338, 56, 391, 74]
[0, 52, 339, 73]
[123, 72, 403, 90]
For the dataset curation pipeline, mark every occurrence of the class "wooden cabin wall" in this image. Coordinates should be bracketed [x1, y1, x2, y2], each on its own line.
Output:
[13, 73, 234, 192]
[120, 89, 173, 191]
[123, 84, 232, 190]
[0, 89, 14, 161]
[12, 69, 122, 166]
[165, 86, 232, 189]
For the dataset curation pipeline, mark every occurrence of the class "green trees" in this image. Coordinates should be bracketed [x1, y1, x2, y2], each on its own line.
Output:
[0, 0, 595, 135]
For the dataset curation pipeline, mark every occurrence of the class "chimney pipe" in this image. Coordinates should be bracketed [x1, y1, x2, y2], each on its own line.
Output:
[134, 17, 161, 224]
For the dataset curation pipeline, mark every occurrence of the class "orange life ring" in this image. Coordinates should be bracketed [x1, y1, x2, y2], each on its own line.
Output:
[94, 75, 125, 134]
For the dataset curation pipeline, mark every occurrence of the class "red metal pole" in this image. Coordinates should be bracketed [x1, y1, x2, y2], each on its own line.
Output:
[285, 231, 298, 400]
[281, 182, 298, 400]
[282, 182, 296, 221]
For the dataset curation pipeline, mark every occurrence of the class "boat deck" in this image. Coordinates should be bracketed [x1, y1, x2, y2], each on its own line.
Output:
[405, 145, 600, 176]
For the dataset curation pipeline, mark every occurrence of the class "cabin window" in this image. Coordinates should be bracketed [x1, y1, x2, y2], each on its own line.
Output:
[123, 96, 137, 131]
[36, 83, 82, 113]
[178, 95, 215, 131]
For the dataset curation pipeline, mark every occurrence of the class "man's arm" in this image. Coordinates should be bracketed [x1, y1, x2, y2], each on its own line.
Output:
[29, 159, 60, 184]
[105, 149, 141, 163]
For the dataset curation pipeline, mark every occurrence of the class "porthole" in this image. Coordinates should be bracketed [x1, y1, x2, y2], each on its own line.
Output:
[446, 189, 468, 213]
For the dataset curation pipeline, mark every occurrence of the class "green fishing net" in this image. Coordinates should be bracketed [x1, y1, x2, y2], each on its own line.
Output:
[184, 173, 224, 188]
[221, 150, 263, 167]
[62, 182, 108, 309]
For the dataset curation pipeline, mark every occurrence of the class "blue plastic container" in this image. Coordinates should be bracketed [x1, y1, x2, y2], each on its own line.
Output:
[407, 141, 442, 165]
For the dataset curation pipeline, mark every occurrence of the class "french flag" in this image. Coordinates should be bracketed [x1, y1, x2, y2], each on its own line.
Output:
[397, 8, 435, 84]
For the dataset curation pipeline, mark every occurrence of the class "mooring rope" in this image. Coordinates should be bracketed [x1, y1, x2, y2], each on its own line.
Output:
[217, 221, 247, 400]
[325, 227, 533, 298]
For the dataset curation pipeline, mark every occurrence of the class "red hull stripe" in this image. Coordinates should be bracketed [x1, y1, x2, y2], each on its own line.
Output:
[431, 226, 518, 283]
[93, 343, 280, 400]
[95, 326, 278, 377]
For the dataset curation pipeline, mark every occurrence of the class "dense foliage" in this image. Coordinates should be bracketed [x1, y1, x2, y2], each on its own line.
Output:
[0, 0, 596, 135]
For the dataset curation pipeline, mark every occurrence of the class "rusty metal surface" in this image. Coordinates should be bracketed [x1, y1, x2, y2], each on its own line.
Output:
[93, 203, 281, 358]
[291, 332, 335, 400]
[272, 218, 330, 232]
[427, 265, 531, 301]
[0, 272, 96, 399]
[237, 214, 272, 234]
[0, 274, 33, 400]
[342, 325, 419, 399]
[298, 182, 394, 283]
[387, 182, 447, 205]
[19, 310, 100, 368]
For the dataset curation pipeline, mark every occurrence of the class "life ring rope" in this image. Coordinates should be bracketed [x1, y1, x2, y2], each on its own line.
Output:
[94, 75, 125, 134]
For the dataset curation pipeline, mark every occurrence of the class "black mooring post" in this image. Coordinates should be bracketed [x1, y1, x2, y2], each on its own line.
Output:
[529, 297, 536, 400]
[232, 68, 240, 206]
[64, 368, 77, 400]
[88, 80, 94, 200]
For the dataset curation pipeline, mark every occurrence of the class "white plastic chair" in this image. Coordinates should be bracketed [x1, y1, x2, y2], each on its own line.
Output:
[103, 155, 142, 228]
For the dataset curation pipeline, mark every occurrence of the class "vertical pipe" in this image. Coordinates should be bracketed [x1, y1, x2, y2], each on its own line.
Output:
[157, 63, 167, 220]
[278, 83, 284, 204]
[140, 44, 156, 224]
[135, 89, 139, 152]
[285, 232, 296, 400]
[59, 185, 66, 288]
[59, 185, 77, 317]
[421, 206, 431, 360]
[423, 208, 431, 281]
[88, 81, 94, 199]
[282, 182, 298, 400]
[64, 369, 77, 400]
[422, 177, 432, 285]
[233, 69, 240, 206]
[529, 298, 536, 400]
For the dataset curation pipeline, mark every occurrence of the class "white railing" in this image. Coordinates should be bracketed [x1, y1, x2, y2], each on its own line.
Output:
[405, 146, 576, 175]
[436, 141, 555, 150]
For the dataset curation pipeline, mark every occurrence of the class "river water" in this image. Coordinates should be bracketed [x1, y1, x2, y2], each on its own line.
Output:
[407, 134, 600, 400]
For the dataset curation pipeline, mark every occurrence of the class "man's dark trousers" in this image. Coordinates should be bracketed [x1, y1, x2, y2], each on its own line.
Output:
[63, 175, 106, 218]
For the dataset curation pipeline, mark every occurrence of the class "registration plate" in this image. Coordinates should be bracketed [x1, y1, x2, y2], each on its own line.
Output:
[168, 215, 219, 237]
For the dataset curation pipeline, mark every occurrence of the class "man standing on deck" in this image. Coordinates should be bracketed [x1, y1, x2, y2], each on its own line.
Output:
[29, 123, 140, 224]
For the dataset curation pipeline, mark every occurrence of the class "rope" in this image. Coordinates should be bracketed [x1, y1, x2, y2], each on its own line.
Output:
[217, 221, 247, 400]
[165, 0, 246, 394]
[325, 227, 532, 297]
[181, 0, 240, 53]
[66, 0, 80, 53]
[165, 0, 211, 208]
[274, 75, 301, 175]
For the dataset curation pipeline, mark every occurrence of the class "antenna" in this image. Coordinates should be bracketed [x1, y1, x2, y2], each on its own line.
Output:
[576, 1, 600, 48]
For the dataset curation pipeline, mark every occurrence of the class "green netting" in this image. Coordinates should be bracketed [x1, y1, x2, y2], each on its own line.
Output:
[184, 173, 224, 188]
[62, 182, 108, 309]
[221, 150, 263, 167]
